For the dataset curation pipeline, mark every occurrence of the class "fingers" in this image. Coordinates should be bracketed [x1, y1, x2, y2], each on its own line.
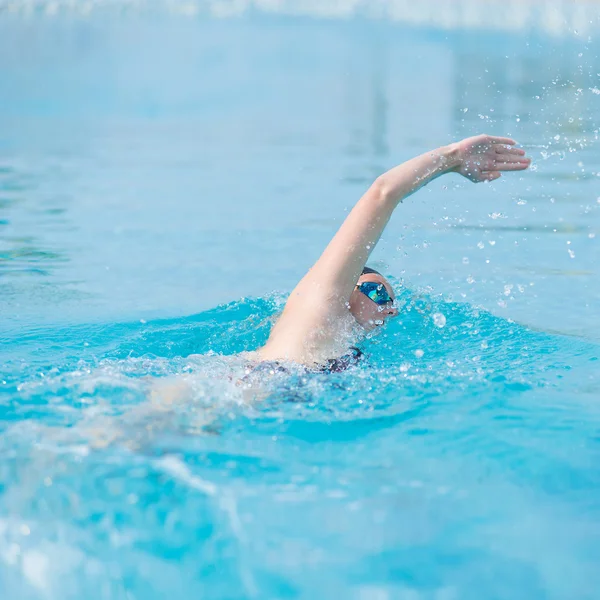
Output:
[486, 160, 530, 172]
[495, 145, 527, 157]
[493, 153, 530, 164]
[483, 171, 501, 182]
[489, 136, 517, 145]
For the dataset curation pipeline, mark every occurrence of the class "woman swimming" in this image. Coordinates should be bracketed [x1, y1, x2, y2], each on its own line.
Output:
[254, 134, 531, 370]
[83, 134, 531, 442]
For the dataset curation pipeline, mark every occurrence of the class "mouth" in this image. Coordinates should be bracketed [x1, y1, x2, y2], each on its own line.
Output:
[373, 319, 384, 327]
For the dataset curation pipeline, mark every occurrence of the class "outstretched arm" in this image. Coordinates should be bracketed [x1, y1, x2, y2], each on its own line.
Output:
[261, 135, 530, 361]
[291, 135, 529, 309]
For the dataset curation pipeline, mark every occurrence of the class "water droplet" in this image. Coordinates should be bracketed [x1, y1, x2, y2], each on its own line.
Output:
[432, 313, 446, 328]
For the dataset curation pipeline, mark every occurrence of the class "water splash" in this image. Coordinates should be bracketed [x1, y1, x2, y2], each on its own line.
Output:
[1, 292, 599, 598]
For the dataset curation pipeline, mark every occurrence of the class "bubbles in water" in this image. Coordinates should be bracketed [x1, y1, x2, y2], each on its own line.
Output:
[432, 313, 446, 328]
[414, 349, 424, 358]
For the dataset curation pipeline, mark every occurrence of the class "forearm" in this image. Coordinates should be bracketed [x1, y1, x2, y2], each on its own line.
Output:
[320, 146, 459, 278]
[268, 134, 528, 352]
[376, 144, 460, 206]
[295, 144, 460, 300]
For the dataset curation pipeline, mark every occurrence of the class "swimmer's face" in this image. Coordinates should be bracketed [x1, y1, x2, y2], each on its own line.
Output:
[349, 273, 399, 331]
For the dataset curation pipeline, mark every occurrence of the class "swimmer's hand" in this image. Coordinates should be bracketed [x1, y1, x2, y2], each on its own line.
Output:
[450, 134, 531, 183]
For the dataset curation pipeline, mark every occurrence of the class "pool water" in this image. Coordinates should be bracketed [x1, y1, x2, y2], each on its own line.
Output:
[1, 7, 600, 599]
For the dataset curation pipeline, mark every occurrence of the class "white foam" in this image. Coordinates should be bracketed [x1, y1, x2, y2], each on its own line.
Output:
[155, 454, 217, 496]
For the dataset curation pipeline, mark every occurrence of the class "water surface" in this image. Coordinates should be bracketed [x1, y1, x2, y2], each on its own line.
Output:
[1, 9, 600, 600]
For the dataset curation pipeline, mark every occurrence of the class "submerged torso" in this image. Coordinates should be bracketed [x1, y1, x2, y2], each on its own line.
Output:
[241, 346, 365, 389]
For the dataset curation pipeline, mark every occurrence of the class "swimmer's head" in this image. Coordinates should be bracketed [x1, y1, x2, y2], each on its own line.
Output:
[349, 267, 399, 331]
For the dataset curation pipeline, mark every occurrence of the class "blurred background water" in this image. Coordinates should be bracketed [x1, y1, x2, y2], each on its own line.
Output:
[1, 2, 600, 599]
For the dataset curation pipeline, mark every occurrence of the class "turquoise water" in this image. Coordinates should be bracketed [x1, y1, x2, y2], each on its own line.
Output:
[1, 9, 600, 599]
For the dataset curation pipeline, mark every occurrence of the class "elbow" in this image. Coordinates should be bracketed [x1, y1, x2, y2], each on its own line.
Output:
[371, 175, 396, 206]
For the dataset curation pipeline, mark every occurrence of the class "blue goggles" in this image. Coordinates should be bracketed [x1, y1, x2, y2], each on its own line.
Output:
[356, 281, 393, 306]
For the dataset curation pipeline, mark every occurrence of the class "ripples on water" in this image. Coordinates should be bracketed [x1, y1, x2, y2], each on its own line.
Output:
[1, 291, 599, 598]
[1, 6, 600, 599]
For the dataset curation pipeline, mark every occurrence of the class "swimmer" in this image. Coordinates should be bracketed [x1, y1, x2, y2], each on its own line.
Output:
[254, 134, 531, 370]
[59, 135, 531, 446]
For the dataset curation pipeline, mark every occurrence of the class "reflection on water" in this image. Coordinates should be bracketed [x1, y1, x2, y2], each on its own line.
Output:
[1, 12, 600, 600]
[0, 161, 80, 321]
[0, 166, 65, 276]
[0, 16, 598, 337]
